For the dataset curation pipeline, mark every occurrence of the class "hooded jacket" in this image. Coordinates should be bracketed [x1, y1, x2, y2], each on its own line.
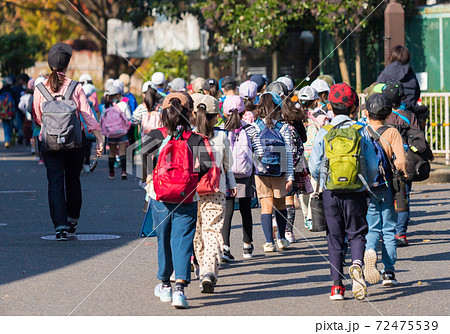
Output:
[377, 61, 420, 108]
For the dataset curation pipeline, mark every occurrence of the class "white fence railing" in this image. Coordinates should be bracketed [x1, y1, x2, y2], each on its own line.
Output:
[420, 93, 450, 165]
[359, 92, 450, 165]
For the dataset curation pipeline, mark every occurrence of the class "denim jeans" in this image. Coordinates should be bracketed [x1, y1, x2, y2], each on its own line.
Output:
[366, 185, 397, 272]
[396, 181, 412, 236]
[1, 120, 13, 143]
[151, 199, 197, 284]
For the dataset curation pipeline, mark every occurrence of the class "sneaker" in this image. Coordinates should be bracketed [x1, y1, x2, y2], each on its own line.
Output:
[201, 273, 216, 293]
[222, 247, 235, 262]
[121, 171, 127, 180]
[5, 142, 10, 149]
[172, 290, 189, 309]
[56, 230, 68, 241]
[109, 172, 115, 179]
[363, 249, 380, 284]
[381, 271, 398, 287]
[38, 159, 44, 165]
[243, 243, 254, 259]
[285, 231, 296, 243]
[305, 218, 312, 230]
[396, 234, 409, 247]
[154, 283, 172, 302]
[276, 238, 290, 250]
[330, 285, 345, 301]
[83, 164, 90, 173]
[67, 219, 78, 234]
[263, 242, 276, 252]
[349, 264, 367, 300]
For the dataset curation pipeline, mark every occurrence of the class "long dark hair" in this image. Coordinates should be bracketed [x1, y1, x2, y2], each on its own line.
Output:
[224, 109, 242, 131]
[48, 68, 65, 92]
[205, 85, 220, 99]
[255, 94, 281, 128]
[144, 87, 158, 111]
[104, 93, 121, 109]
[195, 106, 216, 138]
[282, 98, 304, 123]
[244, 97, 255, 111]
[160, 98, 191, 135]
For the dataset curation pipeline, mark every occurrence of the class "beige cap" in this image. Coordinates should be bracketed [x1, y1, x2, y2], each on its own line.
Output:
[191, 93, 220, 114]
[191, 77, 205, 93]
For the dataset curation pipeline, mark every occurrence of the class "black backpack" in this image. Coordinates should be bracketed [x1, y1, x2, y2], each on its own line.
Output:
[36, 80, 83, 152]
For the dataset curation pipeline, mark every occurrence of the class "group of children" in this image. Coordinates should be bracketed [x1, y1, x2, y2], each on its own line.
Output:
[131, 71, 426, 309]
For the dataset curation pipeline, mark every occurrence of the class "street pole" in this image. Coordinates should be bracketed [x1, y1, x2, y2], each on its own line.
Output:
[384, 0, 405, 66]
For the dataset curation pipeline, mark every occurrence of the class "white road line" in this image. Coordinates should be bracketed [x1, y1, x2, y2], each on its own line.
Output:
[0, 190, 37, 194]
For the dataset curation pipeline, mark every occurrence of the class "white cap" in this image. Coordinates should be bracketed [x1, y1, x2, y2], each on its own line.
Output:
[298, 86, 319, 100]
[113, 79, 124, 93]
[276, 76, 294, 91]
[151, 72, 165, 85]
[142, 81, 156, 93]
[82, 83, 96, 98]
[310, 78, 330, 93]
[34, 76, 46, 86]
[79, 73, 92, 84]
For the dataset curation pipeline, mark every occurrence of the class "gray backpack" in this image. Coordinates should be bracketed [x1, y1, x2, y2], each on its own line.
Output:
[36, 80, 83, 152]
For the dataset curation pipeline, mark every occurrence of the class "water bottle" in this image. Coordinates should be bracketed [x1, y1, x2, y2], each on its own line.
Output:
[392, 171, 408, 213]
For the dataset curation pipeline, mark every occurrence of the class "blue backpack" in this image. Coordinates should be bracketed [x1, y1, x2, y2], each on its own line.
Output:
[367, 126, 394, 188]
[254, 118, 286, 177]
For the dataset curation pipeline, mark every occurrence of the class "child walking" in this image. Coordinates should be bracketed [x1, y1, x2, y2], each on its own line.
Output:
[192, 93, 236, 293]
[245, 92, 294, 252]
[309, 83, 378, 301]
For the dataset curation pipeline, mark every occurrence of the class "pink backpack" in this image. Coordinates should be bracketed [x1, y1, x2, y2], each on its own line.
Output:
[100, 104, 130, 138]
[142, 111, 161, 135]
[229, 125, 253, 178]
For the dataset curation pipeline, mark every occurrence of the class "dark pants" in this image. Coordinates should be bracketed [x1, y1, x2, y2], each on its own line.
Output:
[43, 148, 84, 231]
[396, 181, 412, 236]
[223, 197, 253, 245]
[322, 190, 369, 282]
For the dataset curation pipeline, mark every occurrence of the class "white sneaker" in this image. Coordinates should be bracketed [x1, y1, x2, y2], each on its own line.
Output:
[263, 242, 276, 252]
[349, 264, 367, 300]
[276, 238, 290, 250]
[363, 249, 380, 285]
[285, 231, 296, 243]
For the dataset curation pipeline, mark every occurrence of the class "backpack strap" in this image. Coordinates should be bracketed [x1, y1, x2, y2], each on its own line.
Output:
[274, 121, 283, 131]
[36, 83, 55, 102]
[255, 118, 265, 131]
[322, 119, 349, 133]
[392, 110, 411, 125]
[367, 125, 395, 172]
[64, 80, 79, 100]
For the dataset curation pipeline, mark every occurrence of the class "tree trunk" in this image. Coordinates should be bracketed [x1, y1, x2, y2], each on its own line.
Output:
[355, 34, 362, 93]
[271, 50, 279, 81]
[336, 41, 350, 85]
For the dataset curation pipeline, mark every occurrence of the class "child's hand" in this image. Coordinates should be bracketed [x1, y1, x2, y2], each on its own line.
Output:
[230, 188, 237, 198]
[286, 180, 293, 192]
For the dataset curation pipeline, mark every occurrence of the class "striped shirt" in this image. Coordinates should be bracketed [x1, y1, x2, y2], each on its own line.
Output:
[245, 118, 294, 181]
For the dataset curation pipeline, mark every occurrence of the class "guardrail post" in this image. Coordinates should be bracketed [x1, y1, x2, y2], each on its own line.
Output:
[446, 95, 449, 165]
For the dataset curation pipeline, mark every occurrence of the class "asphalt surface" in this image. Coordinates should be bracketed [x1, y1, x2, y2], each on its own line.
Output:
[0, 143, 449, 317]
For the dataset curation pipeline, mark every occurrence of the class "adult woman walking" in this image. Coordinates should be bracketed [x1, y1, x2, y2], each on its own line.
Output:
[33, 42, 103, 241]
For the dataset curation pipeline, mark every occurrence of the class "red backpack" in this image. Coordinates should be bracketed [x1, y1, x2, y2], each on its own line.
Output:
[196, 134, 221, 196]
[153, 128, 198, 203]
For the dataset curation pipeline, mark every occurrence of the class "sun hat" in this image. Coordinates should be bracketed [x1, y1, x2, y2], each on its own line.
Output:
[168, 78, 187, 92]
[276, 76, 294, 91]
[239, 80, 258, 99]
[151, 72, 165, 85]
[82, 83, 96, 98]
[162, 92, 191, 110]
[192, 93, 220, 114]
[298, 86, 319, 100]
[223, 95, 245, 115]
[310, 78, 330, 93]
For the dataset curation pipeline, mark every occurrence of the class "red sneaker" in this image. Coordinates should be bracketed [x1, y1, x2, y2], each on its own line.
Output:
[109, 172, 115, 179]
[330, 285, 345, 301]
[395, 234, 409, 247]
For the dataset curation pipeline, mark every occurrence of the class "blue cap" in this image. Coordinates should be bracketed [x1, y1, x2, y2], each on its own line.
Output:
[261, 91, 282, 108]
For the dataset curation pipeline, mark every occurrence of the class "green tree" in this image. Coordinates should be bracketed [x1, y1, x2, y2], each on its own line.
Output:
[0, 29, 45, 76]
[140, 50, 188, 82]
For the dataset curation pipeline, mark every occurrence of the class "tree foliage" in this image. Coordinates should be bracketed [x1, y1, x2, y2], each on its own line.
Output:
[0, 29, 45, 76]
[140, 50, 188, 82]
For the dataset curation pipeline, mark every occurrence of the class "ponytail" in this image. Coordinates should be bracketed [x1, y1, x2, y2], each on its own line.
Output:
[244, 97, 256, 112]
[161, 98, 190, 135]
[224, 109, 242, 131]
[48, 68, 65, 92]
[256, 94, 280, 128]
[144, 86, 158, 111]
[195, 105, 215, 138]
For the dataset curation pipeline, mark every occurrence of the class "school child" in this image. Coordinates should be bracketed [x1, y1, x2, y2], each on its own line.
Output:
[79, 73, 100, 116]
[311, 78, 332, 122]
[100, 85, 131, 180]
[363, 93, 408, 287]
[145, 93, 211, 308]
[31, 76, 46, 164]
[18, 78, 35, 153]
[222, 95, 256, 259]
[298, 86, 320, 229]
[203, 78, 221, 99]
[81, 83, 99, 173]
[131, 81, 161, 134]
[245, 92, 294, 252]
[191, 93, 236, 292]
[281, 96, 309, 243]
[308, 83, 378, 301]
[238, 80, 258, 124]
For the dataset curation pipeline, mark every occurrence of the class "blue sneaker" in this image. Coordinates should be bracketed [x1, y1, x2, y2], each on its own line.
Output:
[172, 290, 189, 309]
[154, 283, 172, 302]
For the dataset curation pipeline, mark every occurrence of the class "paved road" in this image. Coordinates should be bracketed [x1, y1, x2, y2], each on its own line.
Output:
[0, 144, 449, 317]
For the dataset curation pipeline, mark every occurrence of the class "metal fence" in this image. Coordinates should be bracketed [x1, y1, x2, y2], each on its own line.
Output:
[359, 92, 450, 165]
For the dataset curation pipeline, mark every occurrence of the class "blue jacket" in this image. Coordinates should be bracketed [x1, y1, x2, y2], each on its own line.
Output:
[308, 115, 378, 191]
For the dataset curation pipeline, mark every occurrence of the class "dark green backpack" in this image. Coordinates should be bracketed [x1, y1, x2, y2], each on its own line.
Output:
[323, 122, 364, 192]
